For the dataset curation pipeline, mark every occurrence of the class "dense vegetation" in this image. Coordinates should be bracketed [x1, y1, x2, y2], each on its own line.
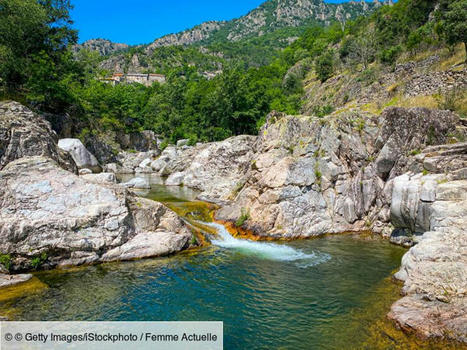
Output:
[0, 0, 466, 145]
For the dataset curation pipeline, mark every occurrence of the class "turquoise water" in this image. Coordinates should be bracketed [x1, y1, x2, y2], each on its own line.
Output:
[0, 185, 414, 349]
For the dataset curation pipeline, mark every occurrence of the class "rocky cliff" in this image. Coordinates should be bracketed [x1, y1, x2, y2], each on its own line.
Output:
[73, 39, 129, 56]
[215, 107, 459, 238]
[92, 0, 379, 75]
[0, 101, 76, 173]
[89, 0, 378, 58]
[145, 0, 378, 49]
[220, 0, 377, 42]
[145, 21, 226, 53]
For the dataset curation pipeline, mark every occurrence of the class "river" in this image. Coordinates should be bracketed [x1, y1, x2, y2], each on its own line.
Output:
[0, 184, 457, 349]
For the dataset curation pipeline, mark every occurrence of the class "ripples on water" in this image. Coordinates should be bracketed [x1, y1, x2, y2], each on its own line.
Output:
[1, 235, 409, 349]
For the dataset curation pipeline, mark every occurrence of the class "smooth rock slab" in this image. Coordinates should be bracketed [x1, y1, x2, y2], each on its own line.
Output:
[102, 231, 190, 261]
[0, 273, 32, 288]
[390, 178, 467, 342]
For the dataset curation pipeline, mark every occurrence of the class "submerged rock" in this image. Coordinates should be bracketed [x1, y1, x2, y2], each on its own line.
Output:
[0, 157, 191, 271]
[58, 138, 101, 173]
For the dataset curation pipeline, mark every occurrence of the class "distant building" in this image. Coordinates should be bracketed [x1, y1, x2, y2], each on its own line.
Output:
[102, 73, 166, 87]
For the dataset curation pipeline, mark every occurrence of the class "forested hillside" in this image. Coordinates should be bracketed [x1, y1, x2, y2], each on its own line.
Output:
[0, 0, 466, 147]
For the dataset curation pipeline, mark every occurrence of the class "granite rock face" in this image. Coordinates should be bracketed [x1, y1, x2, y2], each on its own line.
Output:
[215, 107, 458, 238]
[0, 157, 191, 271]
[0, 101, 76, 173]
[73, 39, 129, 56]
[386, 141, 467, 343]
[388, 176, 467, 342]
[81, 172, 117, 184]
[165, 135, 257, 200]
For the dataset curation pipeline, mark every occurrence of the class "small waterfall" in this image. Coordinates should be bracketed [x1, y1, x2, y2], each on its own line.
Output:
[203, 222, 331, 268]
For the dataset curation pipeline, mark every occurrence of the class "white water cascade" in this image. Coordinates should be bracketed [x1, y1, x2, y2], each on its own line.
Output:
[202, 222, 331, 268]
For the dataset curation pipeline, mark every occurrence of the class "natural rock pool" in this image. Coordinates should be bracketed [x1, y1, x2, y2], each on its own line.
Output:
[0, 185, 457, 349]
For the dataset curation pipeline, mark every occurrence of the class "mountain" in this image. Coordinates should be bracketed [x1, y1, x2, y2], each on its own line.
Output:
[83, 0, 385, 75]
[78, 0, 383, 58]
[73, 39, 129, 56]
[145, 0, 383, 52]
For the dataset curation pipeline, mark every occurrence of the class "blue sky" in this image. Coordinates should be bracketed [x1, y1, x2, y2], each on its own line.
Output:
[71, 0, 363, 45]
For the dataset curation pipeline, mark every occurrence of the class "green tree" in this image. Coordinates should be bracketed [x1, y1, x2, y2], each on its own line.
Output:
[315, 51, 335, 82]
[436, 0, 467, 59]
[0, 0, 78, 111]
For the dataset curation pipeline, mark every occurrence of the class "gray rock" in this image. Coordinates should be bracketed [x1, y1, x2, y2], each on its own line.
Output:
[0, 101, 77, 173]
[102, 230, 189, 261]
[79, 168, 93, 175]
[139, 158, 152, 169]
[389, 177, 467, 342]
[122, 177, 151, 189]
[104, 163, 120, 173]
[81, 173, 117, 184]
[166, 172, 185, 186]
[116, 150, 158, 174]
[176, 139, 189, 147]
[58, 138, 101, 173]
[0, 157, 191, 270]
[214, 108, 459, 239]
[0, 273, 33, 288]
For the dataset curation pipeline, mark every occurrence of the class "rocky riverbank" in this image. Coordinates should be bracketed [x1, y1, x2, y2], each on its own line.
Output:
[101, 106, 466, 342]
[0, 101, 193, 275]
[0, 100, 465, 343]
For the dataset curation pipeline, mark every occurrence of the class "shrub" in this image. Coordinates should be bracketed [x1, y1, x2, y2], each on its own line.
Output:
[159, 140, 169, 151]
[0, 254, 12, 272]
[315, 51, 335, 82]
[30, 252, 48, 270]
[235, 208, 250, 227]
[312, 105, 334, 118]
[379, 45, 402, 64]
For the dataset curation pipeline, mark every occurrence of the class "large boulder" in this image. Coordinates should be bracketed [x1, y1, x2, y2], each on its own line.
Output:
[122, 177, 151, 189]
[81, 172, 117, 184]
[0, 156, 191, 271]
[117, 130, 159, 152]
[58, 138, 101, 173]
[83, 133, 119, 165]
[0, 101, 76, 173]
